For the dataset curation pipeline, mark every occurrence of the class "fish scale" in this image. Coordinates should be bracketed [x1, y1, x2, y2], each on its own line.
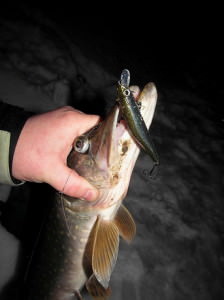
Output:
[27, 195, 98, 300]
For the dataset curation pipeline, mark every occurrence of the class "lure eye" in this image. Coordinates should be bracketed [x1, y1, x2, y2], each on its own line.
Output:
[123, 89, 131, 96]
[74, 136, 90, 153]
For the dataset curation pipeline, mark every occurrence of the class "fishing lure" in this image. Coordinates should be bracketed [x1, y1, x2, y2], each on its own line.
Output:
[117, 69, 159, 165]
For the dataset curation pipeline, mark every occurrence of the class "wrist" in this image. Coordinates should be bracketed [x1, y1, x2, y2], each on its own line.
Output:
[11, 116, 35, 182]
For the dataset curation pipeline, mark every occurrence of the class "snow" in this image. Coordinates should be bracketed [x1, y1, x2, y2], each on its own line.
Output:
[0, 4, 223, 300]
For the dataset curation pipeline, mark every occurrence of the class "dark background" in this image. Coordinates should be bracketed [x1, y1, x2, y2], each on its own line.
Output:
[34, 1, 223, 111]
[1, 1, 222, 107]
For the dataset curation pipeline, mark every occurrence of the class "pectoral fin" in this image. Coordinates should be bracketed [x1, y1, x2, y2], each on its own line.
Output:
[86, 274, 111, 300]
[114, 205, 136, 242]
[90, 206, 135, 290]
[92, 217, 119, 289]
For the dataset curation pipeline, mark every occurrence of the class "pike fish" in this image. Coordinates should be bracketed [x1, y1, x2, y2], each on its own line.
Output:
[25, 80, 158, 300]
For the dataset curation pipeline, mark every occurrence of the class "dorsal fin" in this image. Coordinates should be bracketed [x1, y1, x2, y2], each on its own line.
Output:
[114, 205, 136, 242]
[86, 274, 111, 300]
[92, 217, 119, 289]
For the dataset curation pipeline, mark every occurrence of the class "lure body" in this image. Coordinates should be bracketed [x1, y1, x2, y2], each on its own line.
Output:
[117, 69, 159, 165]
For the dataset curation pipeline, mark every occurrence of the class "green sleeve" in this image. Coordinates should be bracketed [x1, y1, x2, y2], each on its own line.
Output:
[0, 101, 33, 185]
[0, 130, 24, 185]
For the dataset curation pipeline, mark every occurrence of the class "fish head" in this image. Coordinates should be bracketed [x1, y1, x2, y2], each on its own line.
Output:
[67, 83, 158, 205]
[68, 105, 123, 188]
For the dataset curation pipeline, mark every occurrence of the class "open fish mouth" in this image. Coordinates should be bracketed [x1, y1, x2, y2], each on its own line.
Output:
[68, 83, 158, 207]
[87, 83, 158, 172]
[99, 83, 158, 171]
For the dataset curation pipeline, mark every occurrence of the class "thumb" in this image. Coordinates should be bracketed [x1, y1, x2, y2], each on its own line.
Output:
[46, 164, 99, 201]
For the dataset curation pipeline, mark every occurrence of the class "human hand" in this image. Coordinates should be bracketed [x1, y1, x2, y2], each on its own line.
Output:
[12, 106, 100, 201]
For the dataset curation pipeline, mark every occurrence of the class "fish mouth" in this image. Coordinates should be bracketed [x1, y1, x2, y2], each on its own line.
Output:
[91, 83, 158, 172]
[69, 83, 158, 191]
[90, 105, 124, 171]
[68, 103, 126, 188]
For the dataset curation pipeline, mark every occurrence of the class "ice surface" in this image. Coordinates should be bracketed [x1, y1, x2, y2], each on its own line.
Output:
[0, 5, 223, 300]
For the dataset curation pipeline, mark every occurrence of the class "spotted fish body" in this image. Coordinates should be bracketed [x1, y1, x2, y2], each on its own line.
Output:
[26, 196, 98, 300]
[25, 82, 158, 300]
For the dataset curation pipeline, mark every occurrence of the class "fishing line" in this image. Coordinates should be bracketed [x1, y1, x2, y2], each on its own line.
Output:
[60, 170, 74, 238]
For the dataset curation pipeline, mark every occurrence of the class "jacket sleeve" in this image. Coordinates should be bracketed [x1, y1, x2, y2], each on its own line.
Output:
[0, 100, 33, 185]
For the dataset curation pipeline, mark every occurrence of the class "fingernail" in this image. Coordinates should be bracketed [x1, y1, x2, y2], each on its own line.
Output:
[83, 189, 98, 201]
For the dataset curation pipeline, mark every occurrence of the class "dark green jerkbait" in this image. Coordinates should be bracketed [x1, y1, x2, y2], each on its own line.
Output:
[117, 69, 159, 165]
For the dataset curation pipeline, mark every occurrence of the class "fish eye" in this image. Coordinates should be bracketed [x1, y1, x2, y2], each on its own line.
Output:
[74, 136, 90, 153]
[123, 89, 130, 96]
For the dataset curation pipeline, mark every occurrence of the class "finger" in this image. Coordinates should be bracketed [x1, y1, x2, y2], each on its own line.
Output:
[62, 168, 99, 201]
[56, 106, 100, 134]
[46, 164, 99, 201]
[77, 114, 100, 135]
